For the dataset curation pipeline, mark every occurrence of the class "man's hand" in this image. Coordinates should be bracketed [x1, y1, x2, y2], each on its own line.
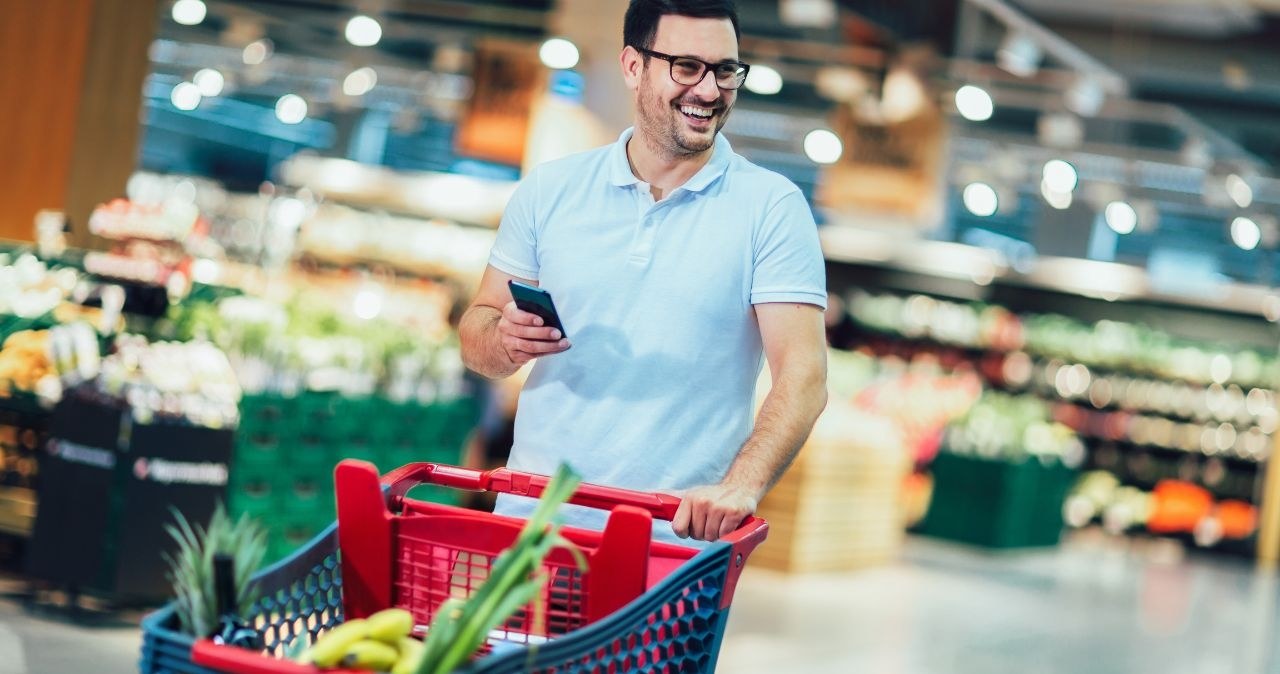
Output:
[671, 482, 759, 542]
[499, 300, 571, 366]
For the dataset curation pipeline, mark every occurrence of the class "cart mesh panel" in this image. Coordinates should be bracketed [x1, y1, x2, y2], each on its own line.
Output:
[469, 546, 733, 674]
[394, 530, 590, 645]
[139, 525, 343, 674]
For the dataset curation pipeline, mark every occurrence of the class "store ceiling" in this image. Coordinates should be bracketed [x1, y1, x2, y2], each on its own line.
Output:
[147, 0, 1280, 286]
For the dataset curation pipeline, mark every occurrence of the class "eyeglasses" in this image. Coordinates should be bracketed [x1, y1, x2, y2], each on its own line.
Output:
[632, 46, 750, 91]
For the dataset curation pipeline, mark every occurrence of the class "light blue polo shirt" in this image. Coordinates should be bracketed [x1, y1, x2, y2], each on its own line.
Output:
[488, 128, 826, 541]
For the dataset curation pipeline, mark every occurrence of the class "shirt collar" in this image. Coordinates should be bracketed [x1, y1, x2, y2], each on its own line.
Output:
[607, 127, 733, 193]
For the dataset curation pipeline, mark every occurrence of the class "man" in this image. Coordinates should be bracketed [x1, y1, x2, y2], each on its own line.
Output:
[459, 0, 827, 543]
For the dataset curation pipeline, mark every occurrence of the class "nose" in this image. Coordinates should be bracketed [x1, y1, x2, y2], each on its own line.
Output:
[690, 68, 721, 101]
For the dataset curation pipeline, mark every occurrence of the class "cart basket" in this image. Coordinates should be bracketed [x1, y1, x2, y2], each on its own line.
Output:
[140, 460, 768, 674]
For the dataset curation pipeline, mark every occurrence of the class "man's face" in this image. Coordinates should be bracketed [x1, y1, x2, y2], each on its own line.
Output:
[632, 15, 740, 157]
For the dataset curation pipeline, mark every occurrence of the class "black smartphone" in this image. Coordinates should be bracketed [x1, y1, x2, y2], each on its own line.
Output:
[508, 280, 567, 337]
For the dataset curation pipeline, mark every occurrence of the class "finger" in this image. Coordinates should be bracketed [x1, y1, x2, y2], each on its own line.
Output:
[502, 320, 562, 341]
[503, 302, 544, 327]
[672, 500, 691, 539]
[718, 512, 742, 540]
[703, 509, 726, 542]
[505, 337, 571, 355]
[689, 499, 708, 541]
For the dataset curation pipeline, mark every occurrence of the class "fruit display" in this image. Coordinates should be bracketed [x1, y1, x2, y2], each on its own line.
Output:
[840, 288, 1275, 554]
[848, 290, 1280, 390]
[1064, 471, 1259, 545]
[944, 391, 1085, 465]
[168, 290, 465, 403]
[89, 197, 202, 243]
[92, 334, 241, 428]
[0, 253, 79, 321]
[0, 330, 53, 398]
[850, 354, 983, 463]
[296, 203, 496, 282]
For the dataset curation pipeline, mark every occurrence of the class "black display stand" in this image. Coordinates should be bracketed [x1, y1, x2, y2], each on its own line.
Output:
[26, 394, 232, 605]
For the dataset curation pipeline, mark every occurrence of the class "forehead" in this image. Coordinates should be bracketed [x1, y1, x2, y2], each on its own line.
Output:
[651, 14, 739, 61]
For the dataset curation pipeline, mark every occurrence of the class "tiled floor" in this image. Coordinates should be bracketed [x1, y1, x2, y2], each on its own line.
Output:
[1, 532, 1276, 673]
[721, 532, 1280, 674]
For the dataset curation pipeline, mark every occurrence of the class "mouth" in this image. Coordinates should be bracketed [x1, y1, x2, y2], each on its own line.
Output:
[677, 103, 717, 127]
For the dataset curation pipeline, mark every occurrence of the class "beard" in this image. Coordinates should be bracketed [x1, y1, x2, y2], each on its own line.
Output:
[635, 73, 731, 159]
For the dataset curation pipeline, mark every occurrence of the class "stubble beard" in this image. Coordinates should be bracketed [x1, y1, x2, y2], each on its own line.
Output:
[636, 77, 731, 161]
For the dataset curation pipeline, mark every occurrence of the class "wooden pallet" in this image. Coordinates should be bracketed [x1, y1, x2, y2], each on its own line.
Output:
[753, 413, 910, 573]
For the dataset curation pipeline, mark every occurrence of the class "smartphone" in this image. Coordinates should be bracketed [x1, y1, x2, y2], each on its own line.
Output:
[508, 280, 567, 337]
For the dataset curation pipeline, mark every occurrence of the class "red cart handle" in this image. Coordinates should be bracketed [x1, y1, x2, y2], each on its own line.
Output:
[380, 462, 684, 521]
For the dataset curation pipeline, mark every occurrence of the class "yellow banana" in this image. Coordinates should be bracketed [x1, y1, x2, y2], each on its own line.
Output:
[391, 636, 425, 674]
[366, 608, 415, 644]
[341, 639, 400, 671]
[298, 619, 368, 667]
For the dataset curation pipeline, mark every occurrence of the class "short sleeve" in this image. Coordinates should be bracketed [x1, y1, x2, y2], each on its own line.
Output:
[750, 189, 827, 309]
[488, 168, 542, 280]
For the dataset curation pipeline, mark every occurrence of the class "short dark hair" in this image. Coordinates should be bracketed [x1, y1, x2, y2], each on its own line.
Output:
[623, 0, 741, 51]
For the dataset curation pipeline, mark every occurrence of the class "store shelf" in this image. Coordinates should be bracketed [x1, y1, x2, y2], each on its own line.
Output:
[821, 226, 1280, 319]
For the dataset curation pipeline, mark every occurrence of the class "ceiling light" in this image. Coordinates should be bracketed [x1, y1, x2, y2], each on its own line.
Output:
[345, 15, 383, 47]
[539, 38, 580, 69]
[963, 183, 998, 217]
[1042, 159, 1078, 193]
[955, 85, 993, 122]
[803, 129, 843, 164]
[193, 68, 224, 97]
[243, 39, 273, 65]
[997, 32, 1042, 78]
[275, 94, 308, 124]
[1066, 78, 1105, 117]
[744, 64, 783, 95]
[1105, 201, 1137, 234]
[1041, 181, 1072, 210]
[1226, 174, 1253, 209]
[170, 82, 202, 111]
[342, 67, 378, 96]
[1231, 216, 1261, 251]
[171, 0, 207, 26]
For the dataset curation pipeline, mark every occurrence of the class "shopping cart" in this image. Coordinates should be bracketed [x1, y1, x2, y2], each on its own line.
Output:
[140, 460, 768, 674]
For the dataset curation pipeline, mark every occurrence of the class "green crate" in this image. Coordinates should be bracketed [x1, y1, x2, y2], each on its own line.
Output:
[227, 479, 279, 522]
[284, 443, 333, 480]
[281, 477, 334, 520]
[918, 452, 1077, 549]
[234, 432, 284, 471]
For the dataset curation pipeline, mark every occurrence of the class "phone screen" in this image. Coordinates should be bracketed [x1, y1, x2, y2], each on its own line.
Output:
[508, 280, 567, 337]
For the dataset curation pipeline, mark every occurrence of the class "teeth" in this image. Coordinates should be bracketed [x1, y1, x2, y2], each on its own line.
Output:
[680, 105, 713, 119]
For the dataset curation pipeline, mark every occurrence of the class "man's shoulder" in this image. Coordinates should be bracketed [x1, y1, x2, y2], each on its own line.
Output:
[723, 151, 803, 198]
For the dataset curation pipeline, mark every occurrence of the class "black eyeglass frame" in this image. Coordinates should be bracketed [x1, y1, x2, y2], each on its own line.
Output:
[631, 46, 751, 91]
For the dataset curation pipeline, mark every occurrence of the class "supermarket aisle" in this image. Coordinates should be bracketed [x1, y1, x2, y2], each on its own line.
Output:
[0, 590, 138, 674]
[721, 533, 1280, 674]
[1, 533, 1277, 673]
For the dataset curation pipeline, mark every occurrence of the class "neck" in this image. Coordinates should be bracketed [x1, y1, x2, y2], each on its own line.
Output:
[626, 130, 713, 196]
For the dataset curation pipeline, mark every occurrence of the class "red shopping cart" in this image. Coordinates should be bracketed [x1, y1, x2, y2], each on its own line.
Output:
[140, 460, 768, 674]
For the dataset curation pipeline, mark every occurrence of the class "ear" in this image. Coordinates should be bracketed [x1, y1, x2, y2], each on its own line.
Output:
[619, 45, 643, 91]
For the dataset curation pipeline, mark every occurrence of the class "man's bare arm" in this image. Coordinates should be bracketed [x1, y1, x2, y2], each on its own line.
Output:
[459, 265, 570, 380]
[672, 302, 828, 541]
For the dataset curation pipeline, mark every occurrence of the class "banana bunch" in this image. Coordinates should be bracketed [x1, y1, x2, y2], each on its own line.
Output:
[297, 608, 424, 673]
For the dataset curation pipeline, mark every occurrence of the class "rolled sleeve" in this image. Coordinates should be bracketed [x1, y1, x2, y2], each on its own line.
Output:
[488, 168, 542, 280]
[750, 189, 827, 310]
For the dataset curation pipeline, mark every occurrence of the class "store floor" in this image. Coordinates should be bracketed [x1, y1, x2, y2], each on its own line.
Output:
[0, 533, 1276, 673]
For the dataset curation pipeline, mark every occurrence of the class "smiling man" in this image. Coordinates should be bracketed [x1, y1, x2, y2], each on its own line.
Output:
[459, 0, 828, 543]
